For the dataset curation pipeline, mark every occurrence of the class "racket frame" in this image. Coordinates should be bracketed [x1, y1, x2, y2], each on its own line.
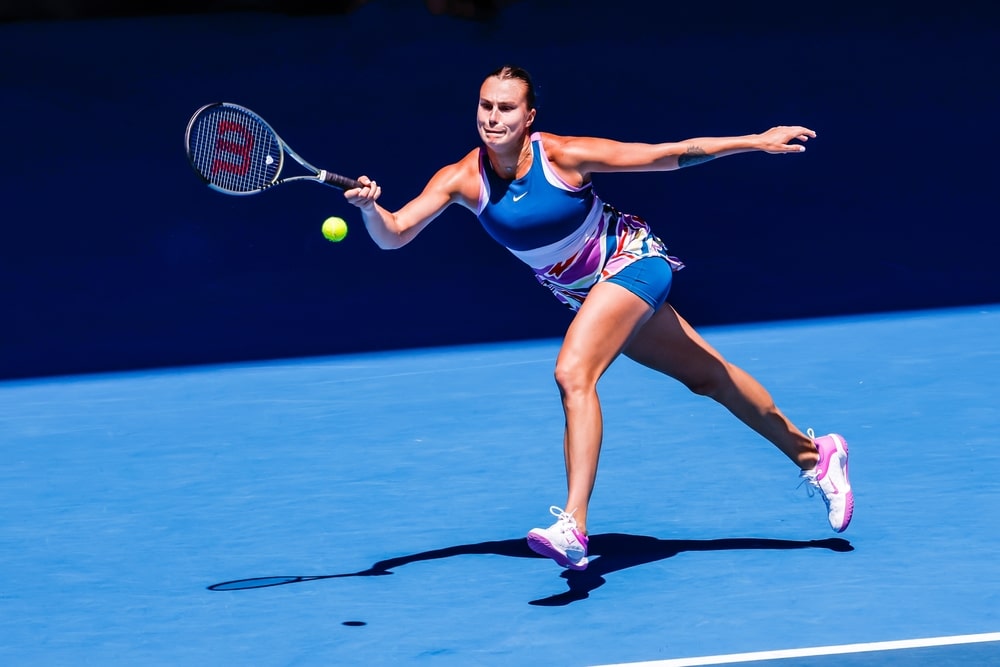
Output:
[184, 102, 361, 195]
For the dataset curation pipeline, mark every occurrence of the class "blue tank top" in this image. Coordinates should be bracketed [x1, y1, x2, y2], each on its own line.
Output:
[476, 133, 595, 252]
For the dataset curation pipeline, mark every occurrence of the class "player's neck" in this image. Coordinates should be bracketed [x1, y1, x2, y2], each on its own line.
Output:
[490, 139, 532, 177]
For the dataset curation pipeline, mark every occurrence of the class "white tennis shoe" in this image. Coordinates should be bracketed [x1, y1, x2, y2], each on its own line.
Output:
[800, 429, 854, 532]
[526, 506, 589, 570]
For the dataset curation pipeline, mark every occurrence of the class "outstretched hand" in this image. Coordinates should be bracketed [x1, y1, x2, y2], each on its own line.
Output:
[757, 126, 816, 153]
[344, 175, 381, 210]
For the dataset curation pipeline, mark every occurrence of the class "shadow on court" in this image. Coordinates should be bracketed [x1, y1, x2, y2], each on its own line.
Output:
[209, 535, 853, 605]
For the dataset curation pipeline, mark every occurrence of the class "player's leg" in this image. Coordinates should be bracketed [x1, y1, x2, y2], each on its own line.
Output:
[625, 303, 816, 464]
[557, 281, 656, 529]
[624, 304, 853, 531]
[526, 280, 654, 569]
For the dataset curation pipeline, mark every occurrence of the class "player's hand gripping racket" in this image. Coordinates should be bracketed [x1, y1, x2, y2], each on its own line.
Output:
[184, 102, 361, 195]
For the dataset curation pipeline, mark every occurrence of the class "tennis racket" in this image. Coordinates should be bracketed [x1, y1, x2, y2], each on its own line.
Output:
[184, 102, 362, 195]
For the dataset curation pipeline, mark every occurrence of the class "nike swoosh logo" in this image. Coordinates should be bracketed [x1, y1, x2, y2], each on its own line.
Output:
[512, 192, 527, 202]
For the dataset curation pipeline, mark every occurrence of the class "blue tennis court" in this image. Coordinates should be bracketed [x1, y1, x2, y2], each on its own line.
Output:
[3, 305, 998, 665]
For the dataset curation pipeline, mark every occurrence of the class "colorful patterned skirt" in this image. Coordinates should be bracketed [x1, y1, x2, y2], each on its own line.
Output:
[506, 199, 684, 311]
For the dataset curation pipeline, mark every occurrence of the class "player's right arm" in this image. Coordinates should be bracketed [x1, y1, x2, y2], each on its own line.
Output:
[345, 150, 481, 250]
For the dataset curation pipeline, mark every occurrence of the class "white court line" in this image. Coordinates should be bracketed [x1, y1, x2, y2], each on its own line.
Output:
[591, 632, 1000, 667]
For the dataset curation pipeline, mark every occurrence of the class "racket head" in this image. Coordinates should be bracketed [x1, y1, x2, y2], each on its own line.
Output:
[184, 103, 284, 195]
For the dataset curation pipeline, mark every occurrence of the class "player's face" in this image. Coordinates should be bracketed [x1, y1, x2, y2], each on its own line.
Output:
[477, 77, 536, 148]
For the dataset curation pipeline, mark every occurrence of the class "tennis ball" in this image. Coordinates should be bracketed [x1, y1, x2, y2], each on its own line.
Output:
[322, 216, 348, 242]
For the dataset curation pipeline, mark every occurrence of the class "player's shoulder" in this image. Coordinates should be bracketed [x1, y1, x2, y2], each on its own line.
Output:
[440, 148, 483, 185]
[535, 131, 568, 149]
[457, 146, 483, 169]
[426, 148, 477, 182]
[535, 132, 590, 159]
[422, 148, 482, 208]
[535, 132, 596, 170]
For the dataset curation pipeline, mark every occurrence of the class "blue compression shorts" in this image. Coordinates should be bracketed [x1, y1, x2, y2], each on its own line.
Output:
[604, 256, 674, 310]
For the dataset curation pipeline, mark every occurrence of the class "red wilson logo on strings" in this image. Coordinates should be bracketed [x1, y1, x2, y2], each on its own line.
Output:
[212, 119, 253, 176]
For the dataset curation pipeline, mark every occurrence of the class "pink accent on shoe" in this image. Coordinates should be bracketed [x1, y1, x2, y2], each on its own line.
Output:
[810, 432, 854, 532]
[814, 434, 848, 480]
[527, 528, 589, 570]
[527, 508, 590, 571]
[813, 438, 834, 478]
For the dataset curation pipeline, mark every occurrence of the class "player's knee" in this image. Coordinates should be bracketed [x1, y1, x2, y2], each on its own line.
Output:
[553, 357, 595, 398]
[683, 377, 720, 398]
[553, 362, 577, 396]
[680, 362, 732, 399]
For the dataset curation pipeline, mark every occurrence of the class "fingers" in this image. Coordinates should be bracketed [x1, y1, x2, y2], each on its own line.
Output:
[344, 175, 381, 206]
[778, 125, 816, 139]
[764, 126, 816, 154]
[768, 125, 815, 137]
[792, 127, 815, 148]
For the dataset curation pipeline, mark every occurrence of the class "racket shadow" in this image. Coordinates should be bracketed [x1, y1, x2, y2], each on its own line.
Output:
[208, 538, 537, 591]
[208, 535, 852, 605]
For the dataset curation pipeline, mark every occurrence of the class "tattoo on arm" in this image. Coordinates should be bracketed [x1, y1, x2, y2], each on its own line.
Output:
[678, 146, 716, 168]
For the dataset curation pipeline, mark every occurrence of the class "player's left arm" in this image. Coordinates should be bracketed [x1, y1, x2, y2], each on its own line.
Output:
[544, 126, 816, 184]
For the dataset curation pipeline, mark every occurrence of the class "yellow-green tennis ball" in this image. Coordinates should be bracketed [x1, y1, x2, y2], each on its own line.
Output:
[322, 216, 348, 242]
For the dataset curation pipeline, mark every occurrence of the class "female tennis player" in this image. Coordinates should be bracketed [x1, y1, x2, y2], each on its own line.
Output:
[344, 65, 852, 571]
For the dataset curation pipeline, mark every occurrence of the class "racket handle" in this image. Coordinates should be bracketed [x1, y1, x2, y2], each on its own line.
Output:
[319, 170, 363, 191]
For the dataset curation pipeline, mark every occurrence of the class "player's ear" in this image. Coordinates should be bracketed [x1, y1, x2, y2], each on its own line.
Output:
[526, 108, 536, 127]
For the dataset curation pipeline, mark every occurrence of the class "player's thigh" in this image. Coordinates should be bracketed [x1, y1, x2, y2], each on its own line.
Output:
[558, 281, 654, 385]
[624, 303, 730, 389]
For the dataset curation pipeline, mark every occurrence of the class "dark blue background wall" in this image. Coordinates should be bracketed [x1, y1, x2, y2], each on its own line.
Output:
[3, 1, 998, 380]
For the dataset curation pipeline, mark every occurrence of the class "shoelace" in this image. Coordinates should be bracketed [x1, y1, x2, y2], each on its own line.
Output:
[799, 469, 819, 493]
[547, 505, 579, 533]
[799, 469, 835, 513]
[798, 427, 822, 495]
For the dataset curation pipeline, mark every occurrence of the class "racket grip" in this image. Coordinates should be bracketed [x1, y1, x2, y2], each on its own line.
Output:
[320, 170, 363, 191]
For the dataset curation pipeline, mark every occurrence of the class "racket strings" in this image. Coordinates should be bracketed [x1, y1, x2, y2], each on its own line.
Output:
[189, 106, 280, 192]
